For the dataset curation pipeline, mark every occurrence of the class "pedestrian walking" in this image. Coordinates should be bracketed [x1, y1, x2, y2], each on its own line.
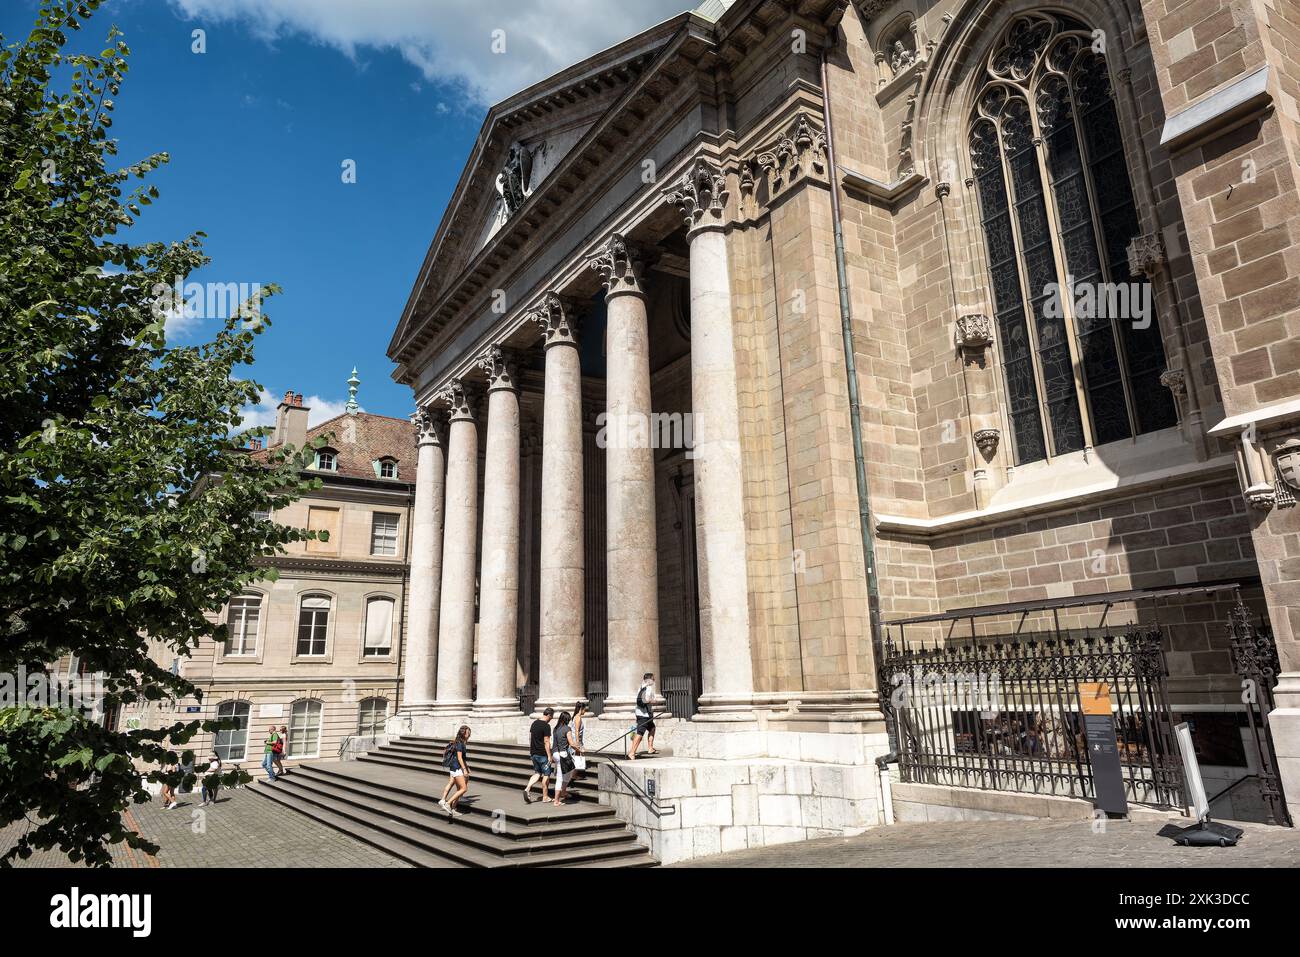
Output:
[627, 673, 659, 759]
[523, 708, 554, 804]
[570, 702, 589, 781]
[160, 773, 178, 810]
[200, 753, 222, 806]
[273, 724, 288, 776]
[551, 711, 579, 806]
[439, 725, 472, 816]
[262, 725, 282, 783]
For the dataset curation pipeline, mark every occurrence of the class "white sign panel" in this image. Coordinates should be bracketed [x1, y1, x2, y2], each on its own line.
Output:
[258, 704, 284, 719]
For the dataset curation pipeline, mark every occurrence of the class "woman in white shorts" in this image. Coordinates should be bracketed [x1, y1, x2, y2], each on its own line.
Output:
[439, 725, 471, 816]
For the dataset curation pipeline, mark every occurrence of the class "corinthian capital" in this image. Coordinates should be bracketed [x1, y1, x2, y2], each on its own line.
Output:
[476, 345, 521, 393]
[665, 157, 729, 235]
[587, 232, 646, 299]
[433, 379, 479, 422]
[752, 113, 828, 196]
[413, 405, 447, 447]
[525, 292, 582, 348]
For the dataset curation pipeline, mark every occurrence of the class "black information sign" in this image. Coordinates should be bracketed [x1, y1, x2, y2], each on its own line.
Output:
[1080, 681, 1128, 816]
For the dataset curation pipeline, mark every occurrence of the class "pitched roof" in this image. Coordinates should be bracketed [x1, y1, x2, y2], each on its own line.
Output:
[252, 412, 417, 484]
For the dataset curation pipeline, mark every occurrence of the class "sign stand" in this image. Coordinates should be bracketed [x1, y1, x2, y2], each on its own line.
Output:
[1158, 722, 1244, 847]
[1077, 682, 1127, 816]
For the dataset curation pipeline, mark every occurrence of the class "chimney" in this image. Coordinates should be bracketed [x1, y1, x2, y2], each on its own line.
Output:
[273, 390, 310, 449]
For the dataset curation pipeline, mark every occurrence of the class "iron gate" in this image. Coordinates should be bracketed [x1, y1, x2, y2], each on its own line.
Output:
[879, 629, 1185, 808]
[1226, 600, 1292, 826]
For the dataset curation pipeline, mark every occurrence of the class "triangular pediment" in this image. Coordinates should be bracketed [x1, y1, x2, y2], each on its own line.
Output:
[389, 13, 704, 369]
[471, 118, 597, 255]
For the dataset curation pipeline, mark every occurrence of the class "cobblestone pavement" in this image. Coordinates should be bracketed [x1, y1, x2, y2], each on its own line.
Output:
[670, 819, 1300, 868]
[0, 786, 409, 868]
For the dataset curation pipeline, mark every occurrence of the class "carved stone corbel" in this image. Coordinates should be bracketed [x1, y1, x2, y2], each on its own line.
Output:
[955, 313, 994, 355]
[1127, 232, 1166, 277]
[1235, 427, 1277, 511]
[974, 428, 1000, 458]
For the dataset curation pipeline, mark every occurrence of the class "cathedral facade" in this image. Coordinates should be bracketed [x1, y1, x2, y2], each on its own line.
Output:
[387, 0, 1300, 860]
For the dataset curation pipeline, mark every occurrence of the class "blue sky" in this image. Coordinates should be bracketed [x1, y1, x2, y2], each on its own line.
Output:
[2, 0, 695, 426]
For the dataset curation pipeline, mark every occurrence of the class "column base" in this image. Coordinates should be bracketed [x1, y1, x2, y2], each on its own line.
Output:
[427, 699, 473, 716]
[470, 698, 525, 718]
[534, 696, 587, 715]
[1268, 673, 1300, 825]
[398, 699, 439, 716]
[694, 692, 761, 719]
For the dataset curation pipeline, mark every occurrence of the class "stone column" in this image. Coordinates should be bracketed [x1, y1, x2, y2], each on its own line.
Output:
[471, 347, 523, 716]
[666, 159, 755, 716]
[401, 407, 447, 712]
[530, 294, 586, 711]
[432, 380, 480, 714]
[589, 235, 659, 714]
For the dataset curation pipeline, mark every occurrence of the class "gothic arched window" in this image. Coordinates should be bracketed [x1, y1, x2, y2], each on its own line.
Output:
[969, 13, 1177, 465]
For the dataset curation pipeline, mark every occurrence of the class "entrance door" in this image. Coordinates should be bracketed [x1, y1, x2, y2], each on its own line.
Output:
[667, 468, 702, 717]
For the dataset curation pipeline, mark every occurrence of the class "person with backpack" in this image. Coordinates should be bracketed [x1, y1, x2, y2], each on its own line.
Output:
[439, 725, 472, 816]
[262, 725, 282, 783]
[627, 673, 659, 760]
[273, 724, 289, 776]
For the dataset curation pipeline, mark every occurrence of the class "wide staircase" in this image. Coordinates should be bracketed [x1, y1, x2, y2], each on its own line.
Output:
[251, 736, 655, 868]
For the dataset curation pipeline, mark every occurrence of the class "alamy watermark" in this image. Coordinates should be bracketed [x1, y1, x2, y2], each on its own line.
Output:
[596, 411, 701, 457]
[150, 277, 264, 325]
[1, 665, 107, 716]
[1042, 274, 1151, 330]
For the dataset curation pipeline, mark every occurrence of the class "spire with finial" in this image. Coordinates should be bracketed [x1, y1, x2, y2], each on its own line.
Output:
[345, 367, 360, 415]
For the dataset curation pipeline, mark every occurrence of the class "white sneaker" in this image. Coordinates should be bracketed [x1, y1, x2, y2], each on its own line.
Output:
[438, 799, 451, 813]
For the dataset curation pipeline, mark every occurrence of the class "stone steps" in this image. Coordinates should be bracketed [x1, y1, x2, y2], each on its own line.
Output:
[357, 736, 609, 799]
[249, 759, 655, 868]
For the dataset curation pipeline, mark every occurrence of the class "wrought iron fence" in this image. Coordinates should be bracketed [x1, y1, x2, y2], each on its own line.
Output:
[879, 629, 1184, 808]
[1226, 600, 1291, 826]
[585, 681, 607, 716]
[661, 674, 697, 719]
[517, 684, 538, 717]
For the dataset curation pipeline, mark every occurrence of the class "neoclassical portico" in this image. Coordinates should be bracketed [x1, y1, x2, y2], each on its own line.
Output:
[397, 148, 791, 724]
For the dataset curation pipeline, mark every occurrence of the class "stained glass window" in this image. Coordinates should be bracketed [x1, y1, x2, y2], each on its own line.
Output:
[969, 14, 1177, 464]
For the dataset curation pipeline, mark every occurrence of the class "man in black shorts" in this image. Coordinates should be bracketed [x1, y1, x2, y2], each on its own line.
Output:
[627, 673, 658, 760]
[523, 708, 554, 803]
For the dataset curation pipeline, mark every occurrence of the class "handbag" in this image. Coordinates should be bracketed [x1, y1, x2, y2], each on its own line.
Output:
[572, 753, 587, 771]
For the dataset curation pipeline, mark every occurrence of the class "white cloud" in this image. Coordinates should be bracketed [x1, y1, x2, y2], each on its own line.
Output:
[238, 387, 358, 434]
[169, 0, 696, 105]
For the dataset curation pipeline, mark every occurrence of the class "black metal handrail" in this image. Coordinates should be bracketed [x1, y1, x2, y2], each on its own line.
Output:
[573, 707, 677, 818]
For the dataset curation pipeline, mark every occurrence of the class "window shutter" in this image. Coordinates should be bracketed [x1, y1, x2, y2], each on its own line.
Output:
[364, 598, 393, 650]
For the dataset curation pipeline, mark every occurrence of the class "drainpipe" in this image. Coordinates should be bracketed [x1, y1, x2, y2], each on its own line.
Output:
[820, 42, 884, 669]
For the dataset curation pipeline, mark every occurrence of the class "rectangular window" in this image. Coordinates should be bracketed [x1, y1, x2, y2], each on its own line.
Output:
[227, 595, 261, 656]
[370, 512, 400, 557]
[296, 596, 330, 656]
[306, 507, 340, 554]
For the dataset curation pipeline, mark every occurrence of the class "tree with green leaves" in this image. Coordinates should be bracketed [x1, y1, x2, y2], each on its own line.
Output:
[0, 0, 325, 865]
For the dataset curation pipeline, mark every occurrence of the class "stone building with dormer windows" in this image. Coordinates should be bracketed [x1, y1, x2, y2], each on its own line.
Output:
[143, 380, 420, 769]
[381, 0, 1300, 861]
